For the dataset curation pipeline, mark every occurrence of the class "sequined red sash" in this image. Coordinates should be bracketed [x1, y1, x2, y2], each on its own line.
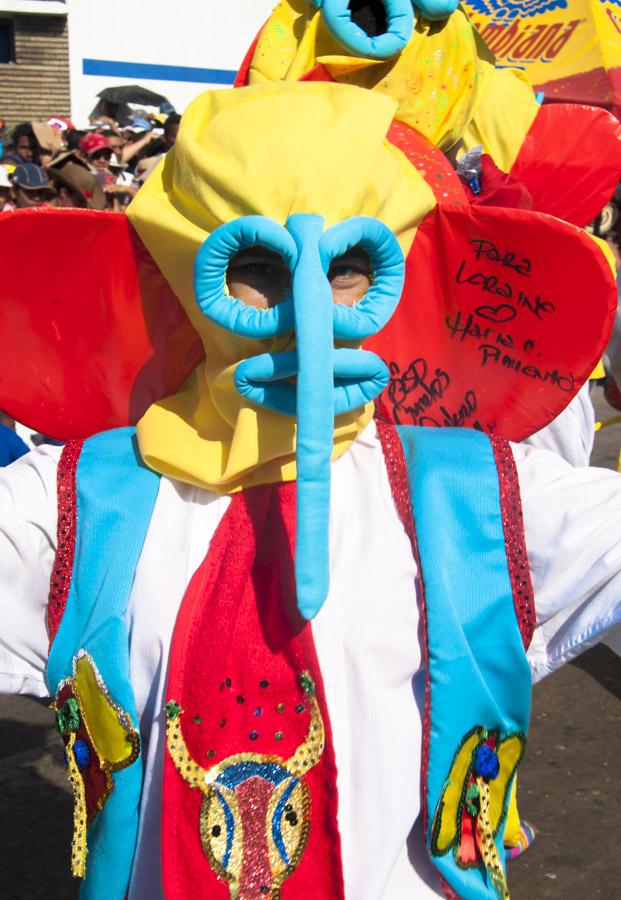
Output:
[161, 482, 345, 900]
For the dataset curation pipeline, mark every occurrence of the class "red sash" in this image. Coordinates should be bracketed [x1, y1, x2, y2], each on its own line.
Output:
[162, 482, 345, 899]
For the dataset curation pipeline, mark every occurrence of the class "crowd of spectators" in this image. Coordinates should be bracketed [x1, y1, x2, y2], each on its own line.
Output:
[0, 102, 180, 213]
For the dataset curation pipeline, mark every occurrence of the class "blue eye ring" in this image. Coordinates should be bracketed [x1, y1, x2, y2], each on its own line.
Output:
[194, 216, 297, 338]
[319, 216, 405, 340]
[319, 0, 415, 59]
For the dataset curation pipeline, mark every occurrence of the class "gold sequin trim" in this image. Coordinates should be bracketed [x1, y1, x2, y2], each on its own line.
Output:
[66, 731, 88, 878]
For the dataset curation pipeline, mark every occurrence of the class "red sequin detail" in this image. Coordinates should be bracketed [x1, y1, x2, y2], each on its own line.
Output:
[387, 120, 467, 206]
[490, 435, 536, 650]
[374, 406, 433, 839]
[47, 439, 84, 645]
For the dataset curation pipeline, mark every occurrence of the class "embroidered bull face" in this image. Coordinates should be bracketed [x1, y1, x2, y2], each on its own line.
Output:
[166, 676, 324, 899]
[200, 762, 311, 897]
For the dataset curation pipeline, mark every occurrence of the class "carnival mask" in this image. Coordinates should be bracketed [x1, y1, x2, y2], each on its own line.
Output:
[194, 211, 404, 619]
[310, 0, 460, 59]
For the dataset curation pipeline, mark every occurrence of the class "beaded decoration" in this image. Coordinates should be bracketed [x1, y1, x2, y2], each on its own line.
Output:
[52, 650, 140, 879]
[489, 436, 536, 650]
[48, 439, 84, 645]
[430, 725, 525, 899]
[165, 672, 324, 899]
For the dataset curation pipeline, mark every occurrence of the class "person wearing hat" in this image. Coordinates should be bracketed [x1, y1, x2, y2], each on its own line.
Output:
[10, 163, 55, 208]
[50, 162, 106, 211]
[31, 121, 64, 168]
[121, 121, 162, 168]
[79, 132, 132, 210]
[47, 148, 90, 174]
[47, 116, 75, 134]
[79, 132, 114, 175]
[10, 122, 40, 165]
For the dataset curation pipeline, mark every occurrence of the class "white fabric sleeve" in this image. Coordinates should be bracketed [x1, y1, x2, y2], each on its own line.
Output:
[520, 382, 595, 467]
[512, 441, 621, 682]
[0, 445, 61, 697]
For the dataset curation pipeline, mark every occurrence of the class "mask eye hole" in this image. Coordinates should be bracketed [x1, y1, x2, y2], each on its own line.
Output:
[348, 0, 388, 37]
[328, 246, 373, 307]
[226, 246, 292, 310]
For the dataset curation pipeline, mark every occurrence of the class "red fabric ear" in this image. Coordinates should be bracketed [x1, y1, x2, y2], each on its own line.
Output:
[0, 208, 203, 440]
[366, 203, 616, 441]
[510, 103, 621, 227]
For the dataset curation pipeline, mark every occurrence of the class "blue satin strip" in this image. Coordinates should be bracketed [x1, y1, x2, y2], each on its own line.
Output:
[397, 426, 531, 899]
[47, 429, 160, 900]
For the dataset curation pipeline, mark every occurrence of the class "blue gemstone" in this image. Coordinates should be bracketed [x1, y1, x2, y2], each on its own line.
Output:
[249, 731, 259, 741]
[253, 707, 263, 717]
[473, 744, 500, 781]
[73, 739, 91, 770]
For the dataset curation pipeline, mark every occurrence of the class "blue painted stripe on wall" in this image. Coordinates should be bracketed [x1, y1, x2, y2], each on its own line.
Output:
[82, 58, 237, 85]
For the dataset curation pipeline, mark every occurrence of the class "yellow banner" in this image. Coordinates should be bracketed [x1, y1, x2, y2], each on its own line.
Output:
[462, 0, 621, 101]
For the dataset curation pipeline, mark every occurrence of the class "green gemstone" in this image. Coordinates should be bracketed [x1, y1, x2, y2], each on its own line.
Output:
[466, 783, 480, 817]
[65, 698, 81, 732]
[298, 671, 316, 697]
[275, 732, 284, 742]
[165, 700, 183, 721]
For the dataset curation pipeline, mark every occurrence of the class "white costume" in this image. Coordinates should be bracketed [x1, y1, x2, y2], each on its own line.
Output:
[1, 421, 619, 899]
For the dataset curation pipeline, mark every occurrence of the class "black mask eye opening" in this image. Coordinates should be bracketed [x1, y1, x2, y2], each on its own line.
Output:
[348, 0, 389, 36]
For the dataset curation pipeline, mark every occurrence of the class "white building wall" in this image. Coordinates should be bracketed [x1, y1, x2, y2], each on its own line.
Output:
[66, 0, 275, 125]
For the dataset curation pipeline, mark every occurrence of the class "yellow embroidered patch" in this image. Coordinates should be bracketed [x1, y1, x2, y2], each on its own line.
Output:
[434, 728, 481, 853]
[430, 726, 526, 899]
[53, 650, 140, 880]
[74, 653, 138, 767]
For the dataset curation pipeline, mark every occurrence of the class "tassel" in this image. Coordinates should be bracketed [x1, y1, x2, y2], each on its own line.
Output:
[475, 775, 509, 899]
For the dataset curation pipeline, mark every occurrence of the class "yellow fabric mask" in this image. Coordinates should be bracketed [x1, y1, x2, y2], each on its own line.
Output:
[127, 82, 435, 493]
[246, 1, 495, 150]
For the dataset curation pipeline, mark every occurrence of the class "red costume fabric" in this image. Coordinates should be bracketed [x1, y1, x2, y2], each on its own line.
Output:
[162, 482, 345, 899]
